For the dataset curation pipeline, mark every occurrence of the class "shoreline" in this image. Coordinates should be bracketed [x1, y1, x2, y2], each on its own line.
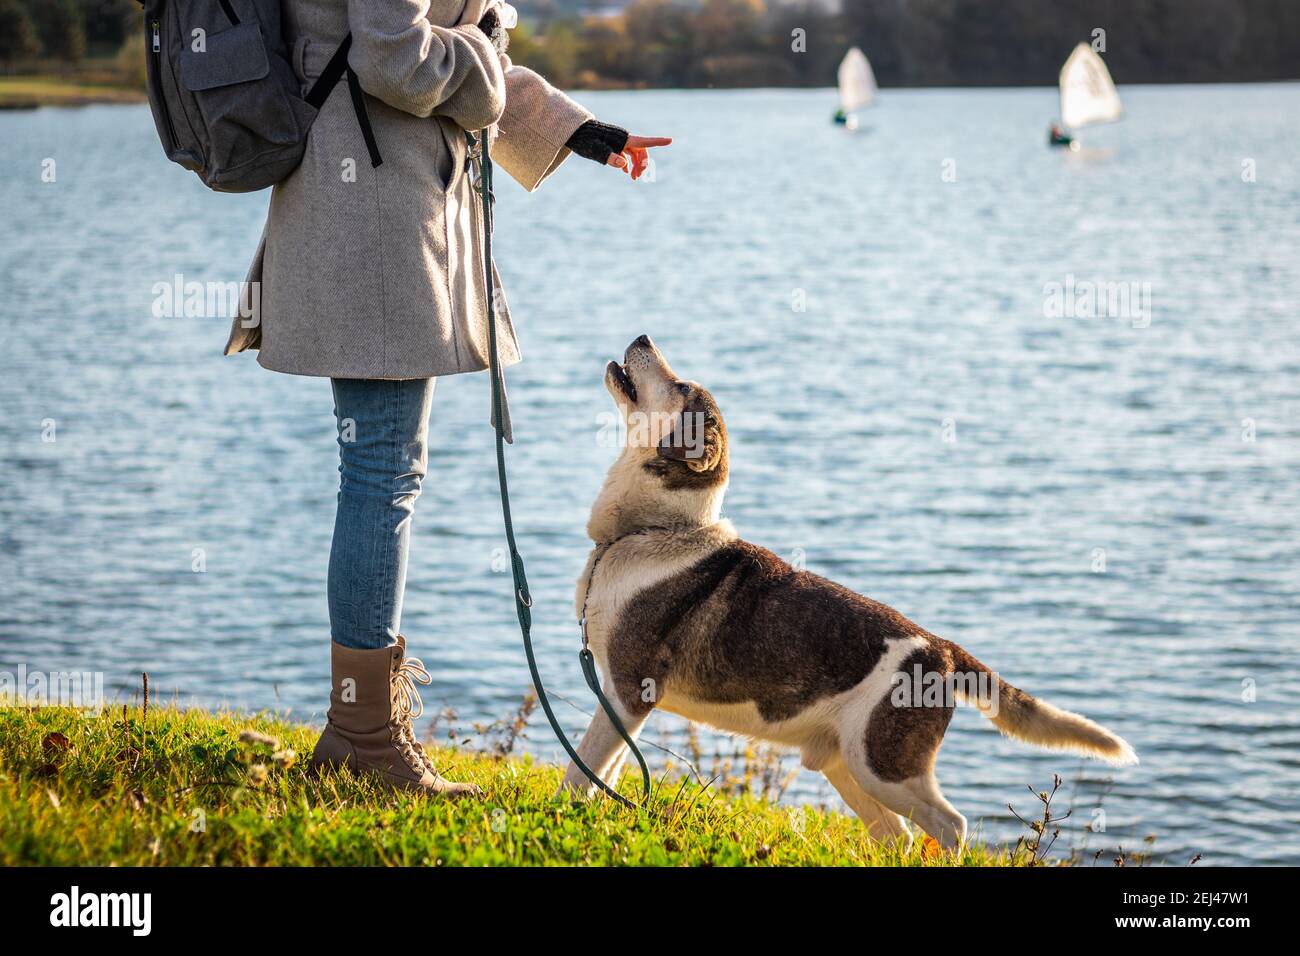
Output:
[0, 77, 146, 111]
[3, 75, 1296, 112]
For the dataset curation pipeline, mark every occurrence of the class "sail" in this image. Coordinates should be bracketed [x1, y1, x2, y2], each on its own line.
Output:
[1059, 43, 1122, 130]
[838, 47, 876, 112]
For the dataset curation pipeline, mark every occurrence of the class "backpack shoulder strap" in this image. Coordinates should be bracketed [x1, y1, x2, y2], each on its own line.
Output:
[306, 34, 383, 168]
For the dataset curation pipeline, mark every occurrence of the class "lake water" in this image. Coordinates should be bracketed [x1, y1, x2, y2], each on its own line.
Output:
[2, 86, 1298, 866]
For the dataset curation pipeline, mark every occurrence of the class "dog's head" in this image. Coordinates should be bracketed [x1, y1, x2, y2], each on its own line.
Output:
[591, 336, 729, 540]
[606, 334, 728, 481]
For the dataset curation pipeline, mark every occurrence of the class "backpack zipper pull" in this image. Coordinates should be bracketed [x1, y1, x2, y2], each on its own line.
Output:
[151, 21, 161, 53]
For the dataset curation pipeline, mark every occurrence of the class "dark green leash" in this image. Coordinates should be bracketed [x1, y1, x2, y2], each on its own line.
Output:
[473, 129, 651, 810]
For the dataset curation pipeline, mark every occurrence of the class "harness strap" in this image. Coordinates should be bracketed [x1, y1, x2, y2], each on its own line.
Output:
[306, 34, 383, 168]
[476, 131, 651, 810]
[577, 537, 653, 800]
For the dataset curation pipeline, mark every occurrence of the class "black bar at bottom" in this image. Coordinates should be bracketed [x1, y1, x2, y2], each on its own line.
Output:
[0, 864, 1275, 939]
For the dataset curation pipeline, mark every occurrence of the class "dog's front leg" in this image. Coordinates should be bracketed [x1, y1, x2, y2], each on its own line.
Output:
[557, 698, 648, 798]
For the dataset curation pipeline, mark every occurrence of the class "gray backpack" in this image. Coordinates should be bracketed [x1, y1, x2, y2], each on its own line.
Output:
[139, 0, 382, 192]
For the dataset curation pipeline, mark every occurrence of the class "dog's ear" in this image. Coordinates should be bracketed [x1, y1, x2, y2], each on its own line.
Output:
[657, 401, 724, 473]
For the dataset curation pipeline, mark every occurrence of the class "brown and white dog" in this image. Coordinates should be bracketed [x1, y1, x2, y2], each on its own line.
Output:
[560, 335, 1137, 848]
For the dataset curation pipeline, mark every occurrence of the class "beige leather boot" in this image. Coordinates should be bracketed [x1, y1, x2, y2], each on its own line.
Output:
[310, 636, 482, 797]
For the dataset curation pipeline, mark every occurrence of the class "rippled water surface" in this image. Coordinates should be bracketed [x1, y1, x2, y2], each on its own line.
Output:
[2, 86, 1298, 865]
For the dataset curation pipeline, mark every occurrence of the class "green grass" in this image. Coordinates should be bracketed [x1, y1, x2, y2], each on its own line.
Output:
[0, 76, 145, 109]
[0, 702, 1033, 866]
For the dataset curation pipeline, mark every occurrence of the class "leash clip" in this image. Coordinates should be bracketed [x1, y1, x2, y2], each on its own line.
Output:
[464, 130, 496, 202]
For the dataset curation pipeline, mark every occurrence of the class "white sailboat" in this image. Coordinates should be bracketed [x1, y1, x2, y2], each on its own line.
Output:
[1052, 43, 1122, 148]
[834, 47, 876, 130]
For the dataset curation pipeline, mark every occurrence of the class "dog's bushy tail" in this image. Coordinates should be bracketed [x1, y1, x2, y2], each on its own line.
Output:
[945, 642, 1138, 766]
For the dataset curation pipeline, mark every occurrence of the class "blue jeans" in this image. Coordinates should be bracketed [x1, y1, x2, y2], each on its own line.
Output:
[328, 377, 437, 649]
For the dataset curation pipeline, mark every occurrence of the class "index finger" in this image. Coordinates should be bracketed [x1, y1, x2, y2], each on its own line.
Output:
[626, 136, 673, 149]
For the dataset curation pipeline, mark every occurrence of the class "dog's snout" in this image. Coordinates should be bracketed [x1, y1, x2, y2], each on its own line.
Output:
[625, 334, 656, 366]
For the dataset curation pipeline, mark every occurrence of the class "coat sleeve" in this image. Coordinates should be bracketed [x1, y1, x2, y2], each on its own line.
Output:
[492, 54, 593, 192]
[345, 0, 505, 129]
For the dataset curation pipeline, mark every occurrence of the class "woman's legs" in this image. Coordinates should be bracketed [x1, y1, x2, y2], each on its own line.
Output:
[327, 377, 436, 650]
[315, 377, 479, 796]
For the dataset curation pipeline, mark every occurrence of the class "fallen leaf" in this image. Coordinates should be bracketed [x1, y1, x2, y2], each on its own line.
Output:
[41, 732, 72, 758]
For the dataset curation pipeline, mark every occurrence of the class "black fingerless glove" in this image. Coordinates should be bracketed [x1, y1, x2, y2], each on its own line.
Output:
[565, 120, 630, 165]
[477, 8, 509, 55]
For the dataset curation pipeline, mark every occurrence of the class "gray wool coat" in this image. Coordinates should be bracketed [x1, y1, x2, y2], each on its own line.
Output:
[224, 0, 591, 432]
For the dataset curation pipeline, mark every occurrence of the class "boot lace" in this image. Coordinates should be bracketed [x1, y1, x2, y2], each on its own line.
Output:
[391, 655, 438, 774]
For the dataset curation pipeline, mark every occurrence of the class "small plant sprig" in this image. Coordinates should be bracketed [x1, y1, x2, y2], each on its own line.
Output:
[1009, 774, 1070, 866]
[472, 691, 537, 758]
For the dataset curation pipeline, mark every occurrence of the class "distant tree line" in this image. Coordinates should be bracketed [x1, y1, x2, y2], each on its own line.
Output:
[0, 0, 135, 69]
[513, 0, 1300, 89]
[2, 0, 1296, 88]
